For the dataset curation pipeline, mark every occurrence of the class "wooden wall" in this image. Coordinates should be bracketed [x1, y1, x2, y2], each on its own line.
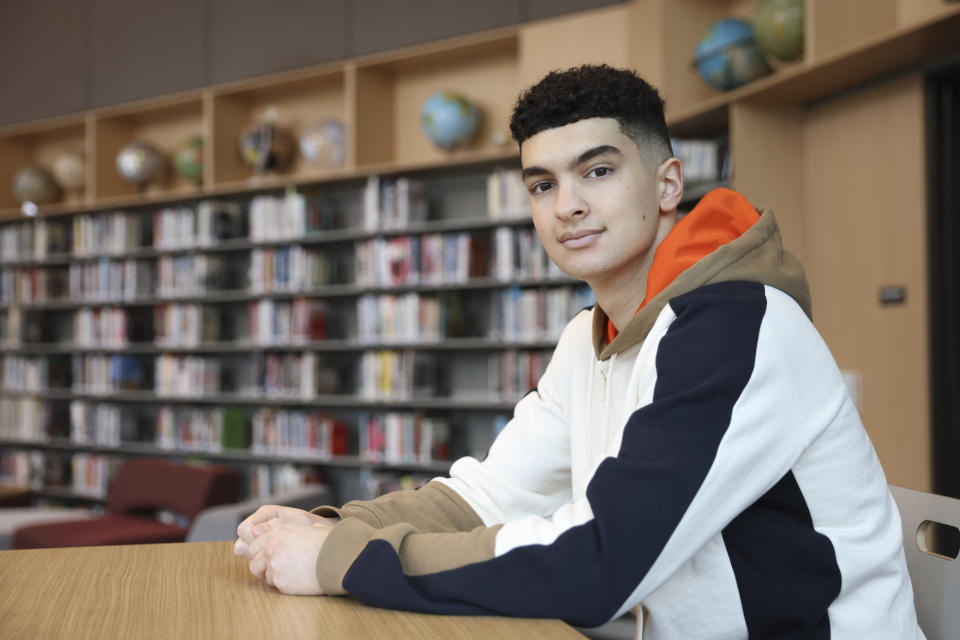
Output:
[803, 74, 931, 490]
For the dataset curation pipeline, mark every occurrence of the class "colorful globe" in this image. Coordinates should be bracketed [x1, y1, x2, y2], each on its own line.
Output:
[238, 121, 294, 174]
[299, 118, 346, 168]
[12, 166, 61, 204]
[116, 140, 164, 187]
[420, 91, 479, 151]
[694, 18, 771, 91]
[173, 135, 204, 184]
[755, 0, 804, 62]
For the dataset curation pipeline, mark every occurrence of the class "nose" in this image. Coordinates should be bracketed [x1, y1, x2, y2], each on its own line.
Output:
[553, 179, 588, 220]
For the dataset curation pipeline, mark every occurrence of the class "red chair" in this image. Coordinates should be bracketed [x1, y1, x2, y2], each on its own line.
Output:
[13, 458, 240, 549]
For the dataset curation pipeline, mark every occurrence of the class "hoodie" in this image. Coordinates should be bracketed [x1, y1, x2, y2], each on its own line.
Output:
[311, 189, 920, 639]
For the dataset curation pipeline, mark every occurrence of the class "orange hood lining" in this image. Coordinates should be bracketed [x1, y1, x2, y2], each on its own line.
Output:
[605, 188, 761, 343]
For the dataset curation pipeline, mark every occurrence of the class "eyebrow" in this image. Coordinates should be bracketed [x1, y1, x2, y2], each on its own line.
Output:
[520, 144, 622, 180]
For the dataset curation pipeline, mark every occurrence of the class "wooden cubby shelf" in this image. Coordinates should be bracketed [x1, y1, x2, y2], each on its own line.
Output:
[3, 0, 957, 502]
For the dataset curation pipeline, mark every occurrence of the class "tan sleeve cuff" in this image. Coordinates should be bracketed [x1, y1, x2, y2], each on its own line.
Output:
[310, 504, 381, 527]
[316, 517, 378, 595]
[315, 517, 503, 595]
[310, 480, 484, 532]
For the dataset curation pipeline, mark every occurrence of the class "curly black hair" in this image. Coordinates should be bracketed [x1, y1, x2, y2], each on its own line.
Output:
[509, 64, 672, 164]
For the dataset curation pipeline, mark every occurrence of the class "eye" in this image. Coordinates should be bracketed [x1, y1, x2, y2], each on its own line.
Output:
[587, 166, 612, 178]
[528, 181, 554, 195]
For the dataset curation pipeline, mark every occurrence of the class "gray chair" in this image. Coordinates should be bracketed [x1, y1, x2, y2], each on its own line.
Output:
[889, 485, 960, 640]
[186, 484, 330, 543]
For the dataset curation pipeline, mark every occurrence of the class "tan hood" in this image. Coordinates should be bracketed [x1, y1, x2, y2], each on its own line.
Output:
[593, 189, 811, 360]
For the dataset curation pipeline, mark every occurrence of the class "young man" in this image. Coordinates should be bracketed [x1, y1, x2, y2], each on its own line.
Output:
[235, 65, 921, 638]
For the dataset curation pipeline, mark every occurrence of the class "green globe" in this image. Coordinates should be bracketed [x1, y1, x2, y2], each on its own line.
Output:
[173, 135, 204, 184]
[754, 0, 805, 62]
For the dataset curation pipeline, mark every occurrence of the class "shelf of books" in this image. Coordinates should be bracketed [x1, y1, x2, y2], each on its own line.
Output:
[0, 160, 595, 505]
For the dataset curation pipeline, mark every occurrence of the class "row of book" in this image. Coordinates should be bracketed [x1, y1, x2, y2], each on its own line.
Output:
[248, 298, 328, 345]
[248, 464, 325, 502]
[0, 450, 42, 489]
[0, 220, 70, 262]
[69, 453, 113, 497]
[489, 350, 552, 400]
[155, 406, 247, 452]
[486, 168, 531, 220]
[70, 401, 124, 446]
[155, 355, 220, 396]
[1, 356, 48, 392]
[154, 304, 219, 347]
[491, 226, 562, 282]
[355, 233, 488, 287]
[358, 412, 451, 465]
[156, 255, 225, 298]
[72, 354, 145, 393]
[489, 285, 595, 342]
[356, 293, 445, 343]
[154, 201, 246, 249]
[73, 212, 145, 256]
[251, 409, 349, 458]
[249, 191, 312, 242]
[363, 176, 429, 232]
[671, 137, 728, 185]
[75, 307, 131, 347]
[69, 260, 150, 302]
[250, 352, 319, 399]
[1, 308, 21, 344]
[0, 267, 69, 304]
[0, 398, 49, 441]
[357, 350, 440, 400]
[248, 247, 333, 293]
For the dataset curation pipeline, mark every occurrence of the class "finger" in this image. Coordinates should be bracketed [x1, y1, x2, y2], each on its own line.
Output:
[234, 537, 250, 558]
[265, 564, 274, 588]
[246, 525, 275, 559]
[252, 516, 283, 538]
[249, 548, 268, 579]
[237, 505, 284, 543]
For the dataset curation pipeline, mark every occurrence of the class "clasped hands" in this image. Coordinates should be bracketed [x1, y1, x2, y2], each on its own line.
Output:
[234, 505, 335, 595]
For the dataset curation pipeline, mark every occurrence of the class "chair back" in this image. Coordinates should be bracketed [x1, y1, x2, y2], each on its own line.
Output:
[106, 458, 240, 522]
[889, 485, 960, 640]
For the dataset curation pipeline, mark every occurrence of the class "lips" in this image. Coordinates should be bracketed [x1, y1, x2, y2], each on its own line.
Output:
[559, 229, 603, 249]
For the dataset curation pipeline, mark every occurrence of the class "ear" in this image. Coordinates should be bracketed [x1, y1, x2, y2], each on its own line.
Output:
[656, 157, 684, 214]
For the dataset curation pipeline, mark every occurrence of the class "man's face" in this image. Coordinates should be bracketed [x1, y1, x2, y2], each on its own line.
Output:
[520, 117, 665, 288]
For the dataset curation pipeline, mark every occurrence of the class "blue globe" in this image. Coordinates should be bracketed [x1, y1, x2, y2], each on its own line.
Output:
[695, 18, 771, 91]
[420, 91, 479, 151]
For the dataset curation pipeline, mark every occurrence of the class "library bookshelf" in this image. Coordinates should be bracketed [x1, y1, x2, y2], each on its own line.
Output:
[1, 0, 958, 505]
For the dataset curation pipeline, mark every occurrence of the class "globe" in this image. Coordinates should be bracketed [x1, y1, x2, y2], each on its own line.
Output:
[420, 91, 479, 151]
[238, 121, 294, 174]
[52, 149, 86, 195]
[12, 166, 61, 204]
[694, 18, 771, 91]
[755, 0, 804, 62]
[299, 118, 346, 168]
[116, 140, 165, 187]
[173, 135, 204, 184]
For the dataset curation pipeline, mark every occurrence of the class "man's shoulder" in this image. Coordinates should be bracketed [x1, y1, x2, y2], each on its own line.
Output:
[668, 281, 807, 322]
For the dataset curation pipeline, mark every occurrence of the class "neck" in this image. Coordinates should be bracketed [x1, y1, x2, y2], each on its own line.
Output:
[592, 212, 676, 333]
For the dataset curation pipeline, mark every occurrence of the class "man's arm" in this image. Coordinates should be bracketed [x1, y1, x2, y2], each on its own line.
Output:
[304, 284, 846, 627]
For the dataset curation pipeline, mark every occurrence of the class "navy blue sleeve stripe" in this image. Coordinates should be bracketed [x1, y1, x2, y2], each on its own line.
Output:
[343, 281, 767, 626]
[723, 470, 841, 638]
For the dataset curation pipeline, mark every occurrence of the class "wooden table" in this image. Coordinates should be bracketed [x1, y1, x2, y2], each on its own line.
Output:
[0, 540, 587, 639]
